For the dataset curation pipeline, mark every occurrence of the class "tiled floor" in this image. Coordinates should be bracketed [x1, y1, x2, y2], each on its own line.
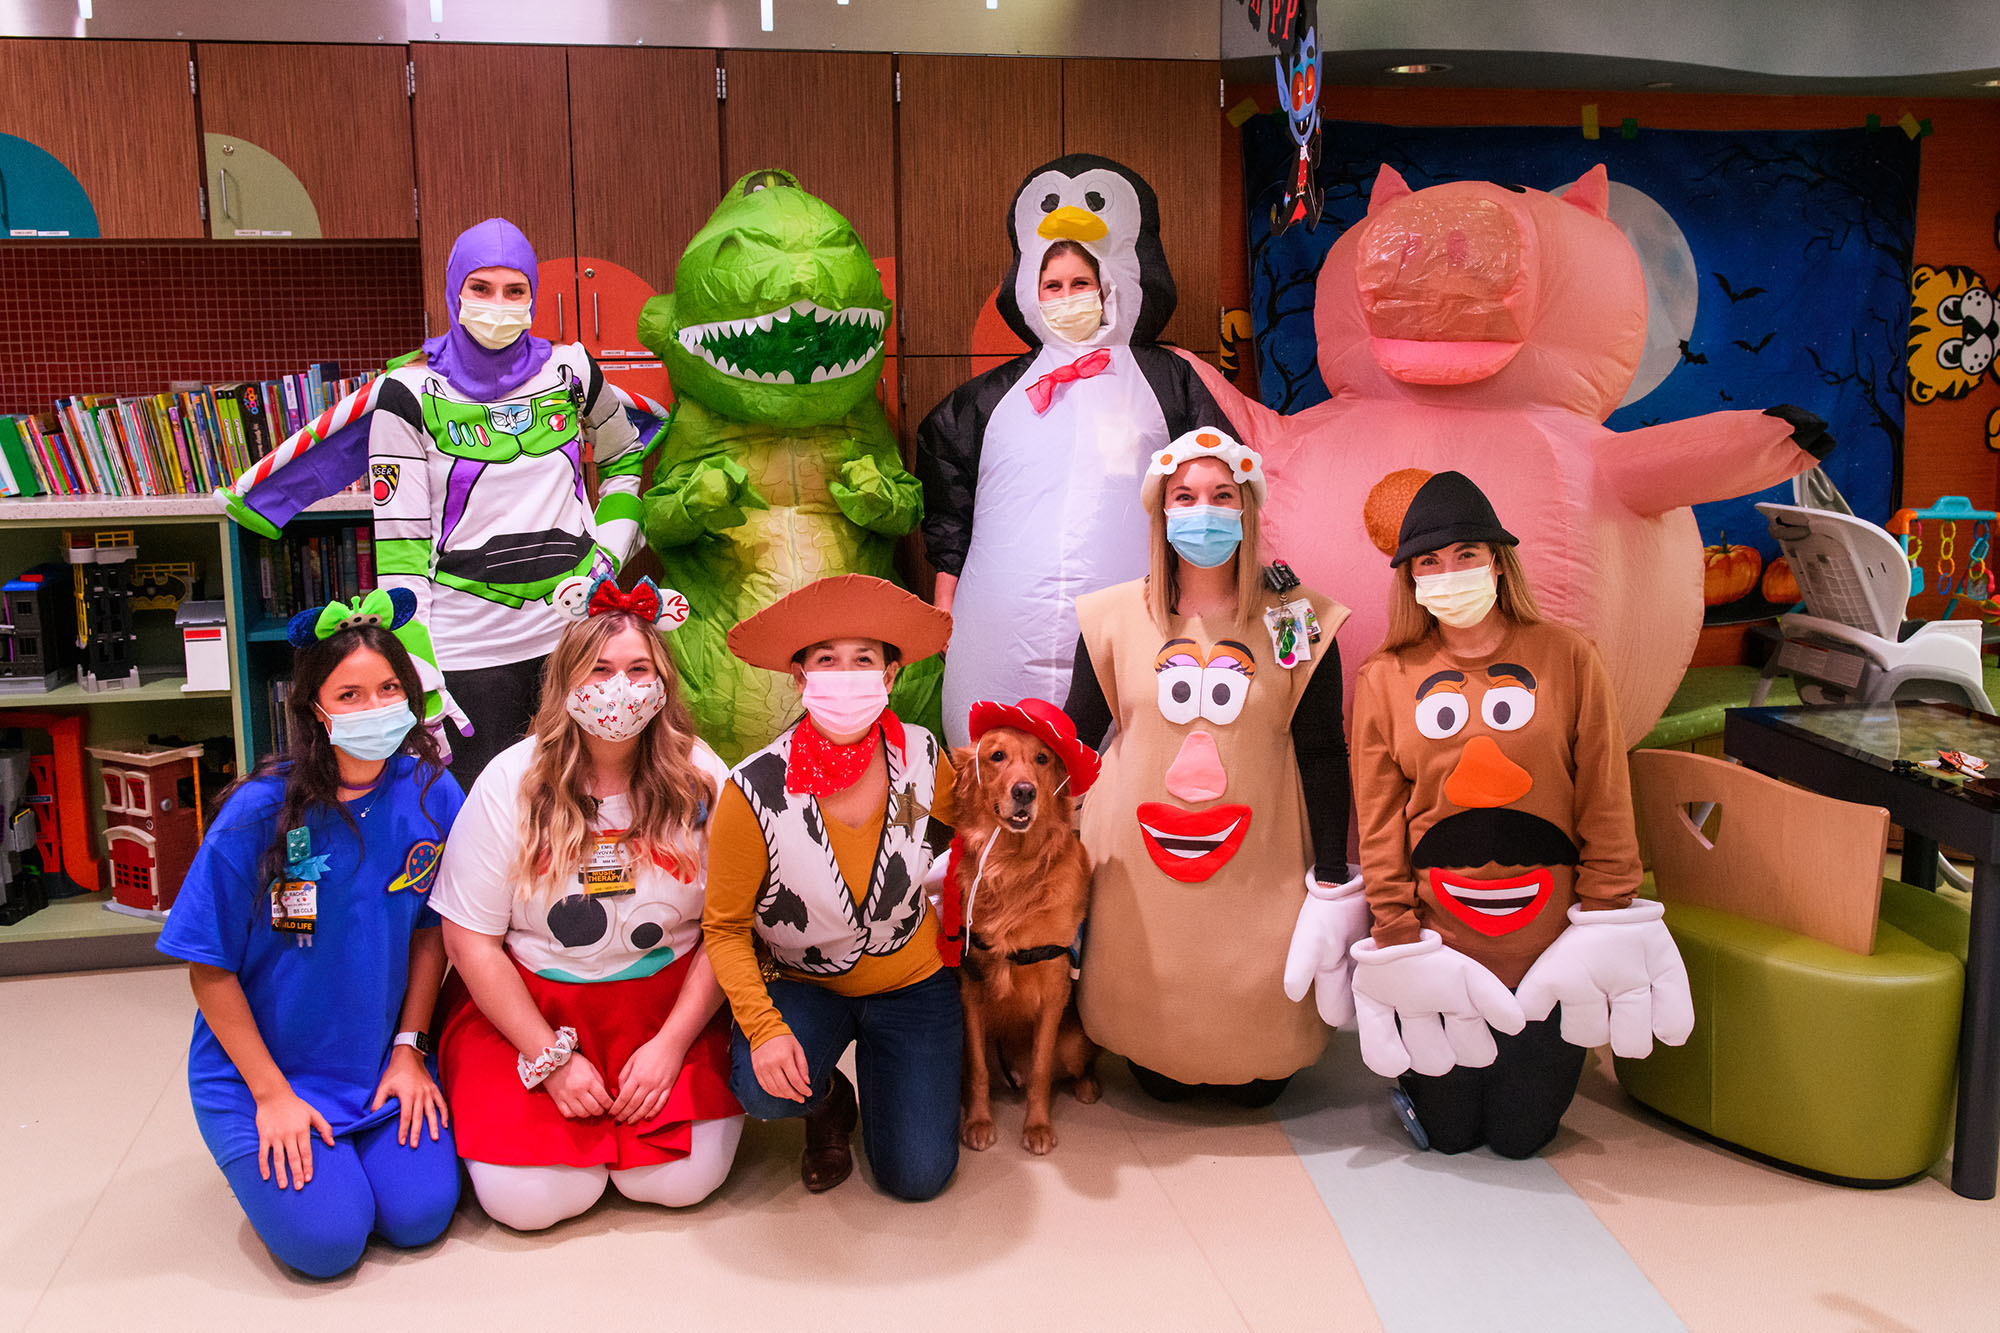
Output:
[5, 964, 1996, 1332]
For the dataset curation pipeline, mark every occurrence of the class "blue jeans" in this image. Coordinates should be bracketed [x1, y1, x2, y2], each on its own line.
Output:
[218, 1115, 460, 1278]
[730, 968, 962, 1201]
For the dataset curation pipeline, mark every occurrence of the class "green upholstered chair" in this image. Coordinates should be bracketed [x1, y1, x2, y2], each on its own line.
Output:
[1614, 750, 1967, 1185]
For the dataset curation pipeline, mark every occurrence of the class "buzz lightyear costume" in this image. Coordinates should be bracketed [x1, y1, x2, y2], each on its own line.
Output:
[215, 218, 659, 785]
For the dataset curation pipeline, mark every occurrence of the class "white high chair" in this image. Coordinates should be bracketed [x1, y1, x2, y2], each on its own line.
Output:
[1750, 501, 1993, 714]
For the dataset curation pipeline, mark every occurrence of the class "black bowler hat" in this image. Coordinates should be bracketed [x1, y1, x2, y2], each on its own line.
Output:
[1392, 471, 1519, 566]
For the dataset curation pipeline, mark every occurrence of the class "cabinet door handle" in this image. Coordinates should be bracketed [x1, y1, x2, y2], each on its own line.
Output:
[215, 167, 231, 223]
[592, 291, 600, 341]
[556, 292, 564, 341]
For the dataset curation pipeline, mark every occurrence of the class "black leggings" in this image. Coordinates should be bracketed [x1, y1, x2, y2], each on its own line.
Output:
[1397, 1012, 1588, 1159]
[443, 655, 548, 790]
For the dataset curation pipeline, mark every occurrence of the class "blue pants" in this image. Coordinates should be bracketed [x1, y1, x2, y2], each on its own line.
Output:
[730, 969, 962, 1201]
[218, 1116, 460, 1278]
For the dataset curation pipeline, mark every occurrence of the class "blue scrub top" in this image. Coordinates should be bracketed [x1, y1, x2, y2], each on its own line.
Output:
[158, 756, 464, 1167]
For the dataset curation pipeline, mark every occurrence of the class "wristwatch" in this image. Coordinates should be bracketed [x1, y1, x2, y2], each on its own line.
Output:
[393, 1030, 433, 1056]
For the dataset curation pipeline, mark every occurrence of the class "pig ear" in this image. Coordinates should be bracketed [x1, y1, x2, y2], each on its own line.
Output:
[1562, 164, 1611, 220]
[1367, 164, 1414, 214]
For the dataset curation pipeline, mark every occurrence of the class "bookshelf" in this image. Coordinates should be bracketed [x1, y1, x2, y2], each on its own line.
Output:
[0, 495, 244, 974]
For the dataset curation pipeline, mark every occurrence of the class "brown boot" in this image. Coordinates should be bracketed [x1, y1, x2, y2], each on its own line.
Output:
[801, 1070, 858, 1193]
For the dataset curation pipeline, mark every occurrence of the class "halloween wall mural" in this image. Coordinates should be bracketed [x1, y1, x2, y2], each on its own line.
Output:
[1241, 119, 1920, 625]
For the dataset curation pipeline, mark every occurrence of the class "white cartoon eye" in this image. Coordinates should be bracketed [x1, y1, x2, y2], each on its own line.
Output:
[1156, 664, 1203, 725]
[1200, 665, 1252, 725]
[1482, 686, 1536, 732]
[623, 899, 681, 959]
[1415, 691, 1469, 740]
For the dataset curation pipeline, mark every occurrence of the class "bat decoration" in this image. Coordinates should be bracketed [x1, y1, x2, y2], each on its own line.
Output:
[1733, 332, 1777, 355]
[1712, 271, 1769, 303]
[1678, 339, 1709, 366]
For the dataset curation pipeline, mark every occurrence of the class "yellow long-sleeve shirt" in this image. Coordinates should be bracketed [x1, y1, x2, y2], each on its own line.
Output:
[702, 752, 958, 1049]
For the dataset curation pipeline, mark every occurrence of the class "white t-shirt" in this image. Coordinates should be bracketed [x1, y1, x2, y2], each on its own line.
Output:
[430, 735, 728, 983]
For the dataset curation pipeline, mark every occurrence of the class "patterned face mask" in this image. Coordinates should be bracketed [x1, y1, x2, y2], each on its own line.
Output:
[564, 674, 667, 742]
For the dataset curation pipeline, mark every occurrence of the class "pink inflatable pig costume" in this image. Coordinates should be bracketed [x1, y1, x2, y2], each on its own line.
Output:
[1187, 164, 1830, 744]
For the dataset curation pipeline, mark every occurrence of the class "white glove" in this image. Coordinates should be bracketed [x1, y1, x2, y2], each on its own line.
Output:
[1349, 930, 1527, 1078]
[1283, 871, 1370, 1028]
[1516, 900, 1695, 1058]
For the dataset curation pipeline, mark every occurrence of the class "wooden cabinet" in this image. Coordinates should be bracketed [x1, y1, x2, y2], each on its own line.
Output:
[567, 46, 720, 358]
[195, 44, 416, 240]
[0, 39, 201, 239]
[410, 44, 577, 341]
[721, 51, 896, 261]
[1062, 58, 1221, 352]
[897, 56, 1062, 357]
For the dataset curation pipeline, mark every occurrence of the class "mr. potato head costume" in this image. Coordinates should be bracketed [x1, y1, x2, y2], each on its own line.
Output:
[1347, 473, 1693, 1156]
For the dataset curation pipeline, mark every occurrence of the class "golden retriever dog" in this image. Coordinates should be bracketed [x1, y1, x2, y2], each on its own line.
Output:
[951, 717, 1100, 1155]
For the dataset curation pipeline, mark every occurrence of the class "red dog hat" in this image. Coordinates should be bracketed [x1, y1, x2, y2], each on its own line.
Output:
[966, 698, 1101, 796]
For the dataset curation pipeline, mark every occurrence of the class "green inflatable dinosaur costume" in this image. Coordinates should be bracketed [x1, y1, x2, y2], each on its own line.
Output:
[641, 169, 940, 760]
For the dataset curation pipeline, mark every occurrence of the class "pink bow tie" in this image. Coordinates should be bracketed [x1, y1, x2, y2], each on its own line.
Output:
[1027, 348, 1113, 414]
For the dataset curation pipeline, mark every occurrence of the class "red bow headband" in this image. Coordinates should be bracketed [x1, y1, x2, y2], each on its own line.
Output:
[552, 574, 690, 630]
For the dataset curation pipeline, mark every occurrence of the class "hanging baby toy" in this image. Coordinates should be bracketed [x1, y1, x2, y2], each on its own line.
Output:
[917, 154, 1234, 744]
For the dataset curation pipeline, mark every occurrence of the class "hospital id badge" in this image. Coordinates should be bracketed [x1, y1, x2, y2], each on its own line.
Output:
[581, 830, 634, 897]
[272, 881, 317, 943]
[1264, 598, 1319, 668]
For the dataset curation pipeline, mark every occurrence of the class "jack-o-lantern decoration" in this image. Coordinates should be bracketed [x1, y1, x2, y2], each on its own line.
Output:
[1703, 536, 1763, 607]
[1761, 556, 1802, 606]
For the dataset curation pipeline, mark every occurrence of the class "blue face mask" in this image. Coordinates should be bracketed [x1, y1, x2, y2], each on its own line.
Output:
[320, 699, 417, 763]
[1166, 504, 1244, 569]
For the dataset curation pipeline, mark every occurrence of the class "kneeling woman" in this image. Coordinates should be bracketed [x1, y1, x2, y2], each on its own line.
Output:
[703, 575, 961, 1200]
[157, 594, 463, 1279]
[1348, 471, 1692, 1158]
[432, 582, 743, 1230]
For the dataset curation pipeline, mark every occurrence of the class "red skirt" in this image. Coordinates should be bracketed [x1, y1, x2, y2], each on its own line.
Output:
[439, 951, 741, 1169]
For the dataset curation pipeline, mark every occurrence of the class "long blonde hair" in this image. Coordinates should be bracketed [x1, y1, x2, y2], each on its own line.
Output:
[512, 611, 712, 897]
[1145, 473, 1268, 633]
[1380, 543, 1543, 654]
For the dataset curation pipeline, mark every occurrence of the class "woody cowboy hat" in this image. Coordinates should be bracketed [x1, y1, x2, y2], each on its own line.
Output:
[728, 574, 953, 673]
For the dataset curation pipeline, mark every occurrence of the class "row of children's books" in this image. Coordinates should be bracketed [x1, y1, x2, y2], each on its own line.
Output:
[252, 526, 377, 623]
[0, 362, 378, 499]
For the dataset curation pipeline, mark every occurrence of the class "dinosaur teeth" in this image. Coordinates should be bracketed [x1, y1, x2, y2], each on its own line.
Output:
[775, 370, 795, 384]
[810, 365, 830, 383]
[754, 312, 774, 332]
[812, 305, 834, 324]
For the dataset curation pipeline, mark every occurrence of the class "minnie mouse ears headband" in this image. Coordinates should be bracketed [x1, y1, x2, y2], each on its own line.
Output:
[285, 587, 417, 649]
[1140, 428, 1266, 510]
[551, 574, 690, 630]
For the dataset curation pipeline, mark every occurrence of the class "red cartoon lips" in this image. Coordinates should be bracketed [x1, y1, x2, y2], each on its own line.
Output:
[1136, 801, 1253, 883]
[1430, 867, 1555, 937]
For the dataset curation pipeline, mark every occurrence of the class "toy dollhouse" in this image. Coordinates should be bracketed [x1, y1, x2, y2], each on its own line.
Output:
[87, 742, 206, 918]
[64, 530, 141, 692]
[0, 564, 75, 694]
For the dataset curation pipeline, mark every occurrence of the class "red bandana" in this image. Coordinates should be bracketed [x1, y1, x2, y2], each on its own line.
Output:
[786, 712, 907, 797]
[1026, 348, 1113, 413]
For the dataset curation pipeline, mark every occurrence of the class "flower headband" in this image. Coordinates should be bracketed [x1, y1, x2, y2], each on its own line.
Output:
[285, 587, 417, 648]
[551, 574, 690, 630]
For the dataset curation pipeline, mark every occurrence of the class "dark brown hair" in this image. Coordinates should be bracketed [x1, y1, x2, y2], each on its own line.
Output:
[222, 624, 447, 890]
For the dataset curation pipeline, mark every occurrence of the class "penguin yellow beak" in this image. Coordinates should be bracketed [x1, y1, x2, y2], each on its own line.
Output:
[1038, 206, 1108, 243]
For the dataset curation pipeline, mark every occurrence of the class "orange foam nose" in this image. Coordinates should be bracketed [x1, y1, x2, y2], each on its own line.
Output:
[1444, 734, 1533, 809]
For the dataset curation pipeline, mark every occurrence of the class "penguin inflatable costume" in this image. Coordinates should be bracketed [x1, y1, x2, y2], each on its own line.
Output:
[916, 154, 1229, 744]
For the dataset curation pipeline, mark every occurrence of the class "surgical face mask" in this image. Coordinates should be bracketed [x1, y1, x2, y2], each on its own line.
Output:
[458, 297, 534, 350]
[320, 699, 417, 763]
[1165, 504, 1244, 569]
[565, 674, 668, 742]
[801, 669, 890, 738]
[1413, 564, 1500, 629]
[1039, 290, 1103, 343]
